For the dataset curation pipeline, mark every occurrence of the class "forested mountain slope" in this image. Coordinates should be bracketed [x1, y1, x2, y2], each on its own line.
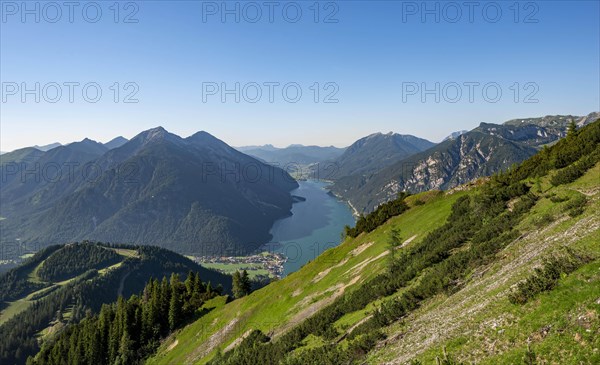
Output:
[325, 132, 434, 180]
[138, 120, 600, 365]
[0, 128, 298, 260]
[330, 113, 598, 214]
[0, 242, 230, 365]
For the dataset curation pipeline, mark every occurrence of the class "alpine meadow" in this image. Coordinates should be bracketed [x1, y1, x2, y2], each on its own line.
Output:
[1, 1, 598, 365]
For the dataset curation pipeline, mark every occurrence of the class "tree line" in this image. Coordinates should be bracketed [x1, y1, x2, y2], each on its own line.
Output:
[31, 271, 221, 365]
[344, 192, 410, 238]
[37, 243, 121, 282]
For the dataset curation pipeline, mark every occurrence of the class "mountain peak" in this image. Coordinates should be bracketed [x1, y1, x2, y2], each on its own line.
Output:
[104, 136, 129, 150]
[442, 130, 469, 142]
[146, 126, 168, 136]
[186, 131, 234, 154]
[133, 126, 182, 146]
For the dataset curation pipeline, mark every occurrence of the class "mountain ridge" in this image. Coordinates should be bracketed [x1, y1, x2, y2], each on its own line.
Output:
[0, 127, 299, 260]
[330, 112, 599, 214]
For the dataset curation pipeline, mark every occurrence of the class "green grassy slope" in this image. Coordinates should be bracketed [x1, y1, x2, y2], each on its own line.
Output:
[148, 190, 467, 365]
[149, 160, 599, 364]
[367, 164, 600, 364]
[0, 243, 232, 364]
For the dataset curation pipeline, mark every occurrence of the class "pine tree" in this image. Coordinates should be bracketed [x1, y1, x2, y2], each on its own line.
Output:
[232, 271, 244, 299]
[567, 120, 578, 137]
[241, 270, 252, 296]
[185, 271, 195, 299]
[117, 330, 134, 365]
[168, 274, 182, 331]
[193, 272, 204, 294]
[159, 277, 170, 332]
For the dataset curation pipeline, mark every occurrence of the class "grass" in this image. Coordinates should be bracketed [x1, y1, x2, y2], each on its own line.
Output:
[0, 299, 33, 325]
[148, 190, 464, 365]
[148, 164, 599, 365]
[109, 247, 139, 258]
[366, 164, 600, 364]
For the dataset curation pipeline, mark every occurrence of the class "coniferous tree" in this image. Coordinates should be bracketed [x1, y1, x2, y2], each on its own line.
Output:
[232, 271, 244, 299]
[241, 270, 252, 296]
[168, 274, 182, 331]
[567, 120, 578, 137]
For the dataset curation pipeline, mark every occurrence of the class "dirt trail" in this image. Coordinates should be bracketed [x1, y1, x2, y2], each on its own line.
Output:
[275, 276, 362, 339]
[166, 339, 178, 352]
[117, 271, 131, 297]
[400, 235, 417, 248]
[188, 318, 240, 364]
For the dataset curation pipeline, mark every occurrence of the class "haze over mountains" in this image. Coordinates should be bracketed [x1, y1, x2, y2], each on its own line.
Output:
[237, 144, 346, 167]
[2, 112, 597, 259]
[0, 128, 297, 258]
[0, 114, 598, 365]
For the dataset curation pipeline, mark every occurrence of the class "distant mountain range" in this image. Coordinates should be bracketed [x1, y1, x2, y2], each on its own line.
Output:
[324, 132, 435, 180]
[3, 113, 597, 254]
[3, 137, 130, 155]
[0, 128, 297, 259]
[330, 112, 599, 214]
[33, 143, 62, 151]
[103, 136, 129, 149]
[237, 144, 346, 167]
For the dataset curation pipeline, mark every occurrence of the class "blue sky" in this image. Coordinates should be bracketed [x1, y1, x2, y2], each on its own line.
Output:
[1, 0, 598, 151]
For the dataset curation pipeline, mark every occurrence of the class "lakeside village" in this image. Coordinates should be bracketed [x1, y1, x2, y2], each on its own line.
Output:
[193, 251, 287, 278]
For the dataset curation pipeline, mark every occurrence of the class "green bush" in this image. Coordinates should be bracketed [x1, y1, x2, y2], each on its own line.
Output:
[345, 192, 410, 238]
[564, 195, 588, 217]
[508, 249, 592, 305]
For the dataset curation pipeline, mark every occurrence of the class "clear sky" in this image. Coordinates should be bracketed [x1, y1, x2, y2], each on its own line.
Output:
[1, 0, 598, 151]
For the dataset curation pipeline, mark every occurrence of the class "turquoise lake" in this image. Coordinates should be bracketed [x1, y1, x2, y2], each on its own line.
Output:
[269, 180, 356, 276]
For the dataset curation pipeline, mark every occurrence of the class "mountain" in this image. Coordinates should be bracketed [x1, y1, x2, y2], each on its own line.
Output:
[503, 112, 600, 128]
[103, 136, 129, 149]
[238, 144, 346, 167]
[443, 129, 468, 141]
[0, 242, 232, 365]
[325, 132, 435, 180]
[138, 119, 600, 365]
[236, 144, 278, 152]
[0, 146, 45, 165]
[0, 138, 109, 212]
[0, 127, 298, 260]
[33, 142, 62, 151]
[330, 113, 599, 214]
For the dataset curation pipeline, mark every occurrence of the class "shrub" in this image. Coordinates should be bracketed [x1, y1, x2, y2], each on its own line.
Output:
[564, 195, 587, 217]
[508, 249, 592, 305]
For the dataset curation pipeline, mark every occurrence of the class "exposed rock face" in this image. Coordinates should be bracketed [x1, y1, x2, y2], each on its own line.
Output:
[330, 112, 599, 214]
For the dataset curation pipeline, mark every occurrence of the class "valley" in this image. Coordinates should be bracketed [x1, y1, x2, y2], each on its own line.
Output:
[144, 120, 600, 365]
[0, 119, 598, 365]
[2, 3, 598, 364]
